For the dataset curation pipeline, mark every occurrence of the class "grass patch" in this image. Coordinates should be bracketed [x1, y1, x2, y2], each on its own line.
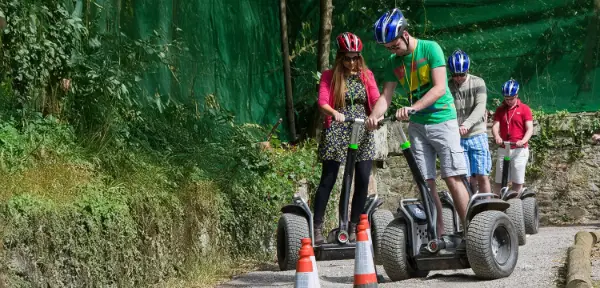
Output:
[0, 162, 94, 202]
[152, 256, 268, 288]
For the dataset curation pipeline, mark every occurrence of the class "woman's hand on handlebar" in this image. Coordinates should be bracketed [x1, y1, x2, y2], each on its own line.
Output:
[333, 111, 345, 122]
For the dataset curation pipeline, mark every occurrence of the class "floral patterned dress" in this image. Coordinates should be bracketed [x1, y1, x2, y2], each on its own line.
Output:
[319, 73, 376, 163]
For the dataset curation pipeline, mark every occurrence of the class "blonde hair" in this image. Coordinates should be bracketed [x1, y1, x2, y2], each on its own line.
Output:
[330, 52, 368, 109]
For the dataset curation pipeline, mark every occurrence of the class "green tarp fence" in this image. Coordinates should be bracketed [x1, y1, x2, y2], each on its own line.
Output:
[67, 0, 600, 140]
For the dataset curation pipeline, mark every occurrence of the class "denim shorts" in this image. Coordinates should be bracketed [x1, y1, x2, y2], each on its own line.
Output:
[407, 119, 468, 180]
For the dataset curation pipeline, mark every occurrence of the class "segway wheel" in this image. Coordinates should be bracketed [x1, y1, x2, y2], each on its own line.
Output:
[442, 205, 456, 234]
[276, 213, 309, 271]
[371, 209, 394, 265]
[381, 219, 429, 281]
[506, 198, 526, 245]
[466, 210, 518, 280]
[522, 197, 539, 234]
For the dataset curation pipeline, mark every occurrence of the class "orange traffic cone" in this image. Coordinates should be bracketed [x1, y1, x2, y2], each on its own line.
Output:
[294, 243, 314, 288]
[359, 214, 384, 283]
[359, 214, 373, 253]
[353, 224, 378, 287]
[300, 238, 320, 288]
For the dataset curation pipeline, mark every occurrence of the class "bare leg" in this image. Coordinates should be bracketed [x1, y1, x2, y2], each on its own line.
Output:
[511, 183, 523, 194]
[443, 176, 470, 222]
[493, 182, 502, 196]
[426, 179, 445, 236]
[476, 175, 492, 194]
[469, 176, 478, 193]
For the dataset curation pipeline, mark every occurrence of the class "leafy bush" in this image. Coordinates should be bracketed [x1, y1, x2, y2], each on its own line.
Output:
[0, 0, 327, 287]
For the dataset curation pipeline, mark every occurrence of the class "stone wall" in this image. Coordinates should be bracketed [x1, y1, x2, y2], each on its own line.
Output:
[301, 117, 600, 226]
[370, 121, 600, 226]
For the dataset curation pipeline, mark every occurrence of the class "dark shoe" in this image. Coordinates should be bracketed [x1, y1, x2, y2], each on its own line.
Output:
[314, 223, 325, 244]
[349, 222, 358, 242]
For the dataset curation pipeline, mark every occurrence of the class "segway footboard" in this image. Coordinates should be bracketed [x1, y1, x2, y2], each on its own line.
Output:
[520, 187, 536, 199]
[465, 193, 510, 228]
[399, 199, 472, 271]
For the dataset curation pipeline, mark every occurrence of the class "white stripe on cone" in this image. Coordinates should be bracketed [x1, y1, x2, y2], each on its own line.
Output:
[310, 256, 320, 288]
[355, 241, 376, 275]
[366, 227, 374, 254]
[294, 272, 311, 288]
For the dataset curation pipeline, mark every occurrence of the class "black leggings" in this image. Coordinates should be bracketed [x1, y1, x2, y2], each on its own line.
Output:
[312, 160, 373, 226]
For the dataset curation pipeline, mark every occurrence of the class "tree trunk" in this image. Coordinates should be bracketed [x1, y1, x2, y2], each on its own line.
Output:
[309, 0, 333, 139]
[317, 0, 333, 72]
[279, 0, 296, 142]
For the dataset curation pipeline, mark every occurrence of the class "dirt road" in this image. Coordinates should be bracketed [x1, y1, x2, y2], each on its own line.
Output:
[219, 225, 599, 288]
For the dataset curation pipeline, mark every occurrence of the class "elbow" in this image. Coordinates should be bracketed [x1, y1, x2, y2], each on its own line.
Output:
[318, 104, 327, 114]
[435, 85, 446, 98]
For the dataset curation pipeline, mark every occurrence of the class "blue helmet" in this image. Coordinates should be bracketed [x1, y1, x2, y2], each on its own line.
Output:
[373, 8, 408, 44]
[447, 50, 470, 74]
[502, 79, 520, 97]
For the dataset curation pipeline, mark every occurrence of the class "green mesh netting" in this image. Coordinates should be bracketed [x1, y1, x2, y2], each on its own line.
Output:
[74, 0, 599, 141]
[289, 0, 600, 129]
[77, 0, 287, 138]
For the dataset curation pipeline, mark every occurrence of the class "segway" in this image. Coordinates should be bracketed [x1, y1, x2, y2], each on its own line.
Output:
[380, 114, 519, 281]
[497, 141, 539, 239]
[276, 117, 394, 271]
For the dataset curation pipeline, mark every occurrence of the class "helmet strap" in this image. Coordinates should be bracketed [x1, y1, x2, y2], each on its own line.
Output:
[402, 35, 410, 50]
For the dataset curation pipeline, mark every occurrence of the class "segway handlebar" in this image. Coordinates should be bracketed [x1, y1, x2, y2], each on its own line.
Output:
[376, 109, 417, 127]
[376, 109, 416, 144]
[343, 117, 365, 124]
[499, 141, 524, 149]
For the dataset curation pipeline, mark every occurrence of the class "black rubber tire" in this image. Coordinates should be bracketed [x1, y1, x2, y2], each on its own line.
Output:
[276, 213, 309, 271]
[442, 205, 456, 235]
[522, 197, 540, 235]
[505, 198, 526, 245]
[371, 209, 394, 265]
[466, 210, 519, 280]
[381, 219, 429, 281]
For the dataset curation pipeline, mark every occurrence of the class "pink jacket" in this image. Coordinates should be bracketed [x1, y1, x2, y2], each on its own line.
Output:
[318, 69, 380, 129]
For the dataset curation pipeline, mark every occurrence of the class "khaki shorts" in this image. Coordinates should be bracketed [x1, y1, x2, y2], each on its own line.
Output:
[494, 147, 529, 185]
[408, 119, 468, 180]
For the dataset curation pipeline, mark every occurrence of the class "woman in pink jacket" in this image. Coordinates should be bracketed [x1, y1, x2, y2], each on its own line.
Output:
[313, 32, 381, 244]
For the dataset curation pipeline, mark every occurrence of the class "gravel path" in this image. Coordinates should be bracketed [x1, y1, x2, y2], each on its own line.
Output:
[218, 225, 599, 288]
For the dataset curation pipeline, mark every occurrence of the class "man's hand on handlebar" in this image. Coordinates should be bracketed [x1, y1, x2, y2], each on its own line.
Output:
[495, 136, 503, 145]
[515, 140, 525, 148]
[366, 108, 416, 131]
[366, 115, 381, 131]
[396, 107, 416, 121]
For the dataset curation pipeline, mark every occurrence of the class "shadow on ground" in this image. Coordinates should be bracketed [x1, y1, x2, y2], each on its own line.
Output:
[217, 273, 294, 287]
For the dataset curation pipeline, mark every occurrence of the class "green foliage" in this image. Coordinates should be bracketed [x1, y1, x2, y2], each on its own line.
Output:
[0, 113, 78, 172]
[0, 175, 226, 287]
[0, 0, 325, 286]
[0, 0, 84, 114]
[527, 110, 600, 179]
[65, 30, 184, 149]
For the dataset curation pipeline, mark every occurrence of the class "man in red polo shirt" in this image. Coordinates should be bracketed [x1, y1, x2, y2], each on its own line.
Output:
[491, 79, 534, 195]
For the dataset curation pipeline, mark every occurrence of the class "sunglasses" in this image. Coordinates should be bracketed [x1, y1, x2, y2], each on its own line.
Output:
[343, 55, 361, 62]
[385, 45, 401, 51]
[452, 73, 467, 77]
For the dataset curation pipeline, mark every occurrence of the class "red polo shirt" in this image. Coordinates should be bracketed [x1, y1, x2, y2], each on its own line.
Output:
[493, 99, 533, 148]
